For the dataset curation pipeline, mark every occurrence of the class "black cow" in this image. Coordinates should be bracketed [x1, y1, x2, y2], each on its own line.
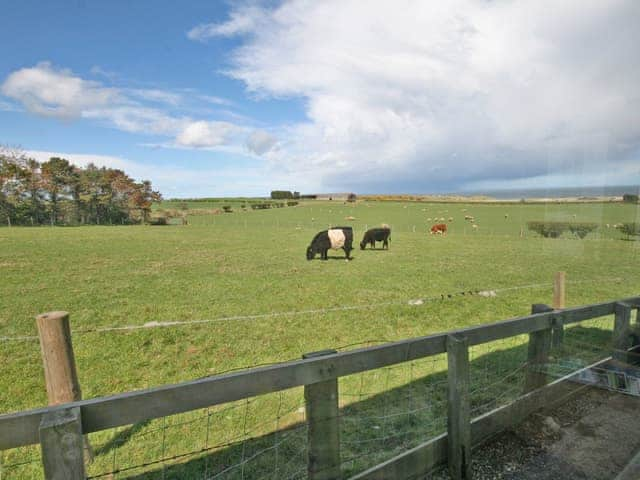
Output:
[306, 227, 354, 260]
[360, 227, 391, 250]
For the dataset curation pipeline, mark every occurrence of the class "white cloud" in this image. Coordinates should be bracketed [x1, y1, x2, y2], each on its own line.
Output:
[246, 129, 277, 155]
[126, 88, 183, 106]
[187, 7, 264, 40]
[1, 63, 250, 152]
[2, 62, 118, 118]
[0, 99, 19, 112]
[199, 94, 233, 106]
[175, 120, 235, 148]
[199, 0, 640, 191]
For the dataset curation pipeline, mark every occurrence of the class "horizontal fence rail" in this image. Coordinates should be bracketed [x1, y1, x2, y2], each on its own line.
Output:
[2, 296, 638, 452]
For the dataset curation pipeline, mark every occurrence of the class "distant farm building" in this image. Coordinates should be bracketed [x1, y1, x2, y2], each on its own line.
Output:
[314, 193, 356, 201]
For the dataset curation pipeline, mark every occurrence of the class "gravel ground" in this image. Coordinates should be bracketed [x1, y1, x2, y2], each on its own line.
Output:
[426, 387, 640, 480]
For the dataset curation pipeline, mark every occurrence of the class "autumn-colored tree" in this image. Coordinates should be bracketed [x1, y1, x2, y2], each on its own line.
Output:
[129, 180, 162, 224]
[41, 157, 75, 225]
[0, 149, 162, 226]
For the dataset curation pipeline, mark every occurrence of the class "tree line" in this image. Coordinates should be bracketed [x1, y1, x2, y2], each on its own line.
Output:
[0, 147, 161, 226]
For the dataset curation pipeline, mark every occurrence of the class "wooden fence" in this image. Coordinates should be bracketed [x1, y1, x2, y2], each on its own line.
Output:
[1, 296, 639, 479]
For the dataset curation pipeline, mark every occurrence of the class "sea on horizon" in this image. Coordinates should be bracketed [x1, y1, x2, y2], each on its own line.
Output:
[459, 185, 640, 200]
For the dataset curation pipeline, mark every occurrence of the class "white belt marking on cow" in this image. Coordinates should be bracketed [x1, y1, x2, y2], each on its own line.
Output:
[328, 229, 346, 249]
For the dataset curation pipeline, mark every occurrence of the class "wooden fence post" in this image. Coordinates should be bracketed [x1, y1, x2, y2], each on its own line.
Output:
[613, 302, 632, 364]
[36, 312, 93, 462]
[553, 272, 566, 309]
[446, 334, 471, 480]
[552, 272, 566, 348]
[303, 349, 341, 480]
[39, 407, 85, 480]
[523, 304, 553, 393]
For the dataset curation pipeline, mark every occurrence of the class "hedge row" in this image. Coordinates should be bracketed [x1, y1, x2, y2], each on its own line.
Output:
[617, 223, 640, 237]
[527, 221, 598, 238]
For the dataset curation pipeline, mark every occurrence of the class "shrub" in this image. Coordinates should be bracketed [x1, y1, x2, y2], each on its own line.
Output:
[568, 223, 598, 239]
[251, 203, 272, 210]
[287, 201, 299, 206]
[222, 205, 233, 213]
[528, 221, 599, 239]
[623, 194, 639, 203]
[617, 223, 640, 238]
[527, 221, 568, 238]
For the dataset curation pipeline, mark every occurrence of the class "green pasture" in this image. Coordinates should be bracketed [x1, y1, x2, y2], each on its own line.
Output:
[1, 200, 639, 478]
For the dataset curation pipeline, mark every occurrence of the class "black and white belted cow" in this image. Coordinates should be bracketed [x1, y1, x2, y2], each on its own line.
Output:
[360, 227, 391, 250]
[306, 227, 354, 260]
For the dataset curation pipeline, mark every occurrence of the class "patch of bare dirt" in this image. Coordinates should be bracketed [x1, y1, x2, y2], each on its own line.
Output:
[428, 387, 640, 479]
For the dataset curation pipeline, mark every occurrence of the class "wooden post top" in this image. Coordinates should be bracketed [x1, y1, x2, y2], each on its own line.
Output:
[36, 311, 69, 321]
[531, 304, 554, 314]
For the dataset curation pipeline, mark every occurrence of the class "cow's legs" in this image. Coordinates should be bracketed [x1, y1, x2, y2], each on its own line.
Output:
[343, 247, 352, 260]
[322, 249, 328, 260]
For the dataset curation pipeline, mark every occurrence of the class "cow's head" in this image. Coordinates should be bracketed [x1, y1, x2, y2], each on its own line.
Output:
[306, 246, 315, 260]
[359, 240, 366, 250]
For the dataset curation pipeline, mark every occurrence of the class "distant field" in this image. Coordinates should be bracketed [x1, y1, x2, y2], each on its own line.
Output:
[1, 200, 639, 478]
[157, 197, 267, 210]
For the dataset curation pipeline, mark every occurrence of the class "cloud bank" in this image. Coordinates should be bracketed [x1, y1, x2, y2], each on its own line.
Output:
[1, 62, 241, 150]
[195, 0, 640, 191]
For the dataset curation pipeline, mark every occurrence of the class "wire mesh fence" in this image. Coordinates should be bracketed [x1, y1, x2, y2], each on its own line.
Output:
[469, 334, 530, 420]
[339, 353, 448, 477]
[0, 308, 632, 480]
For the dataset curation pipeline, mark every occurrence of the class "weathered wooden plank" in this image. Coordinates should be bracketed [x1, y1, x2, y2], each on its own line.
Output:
[614, 303, 633, 363]
[304, 350, 341, 480]
[524, 304, 553, 393]
[447, 335, 471, 480]
[560, 301, 617, 325]
[39, 407, 85, 480]
[2, 297, 637, 450]
[551, 315, 565, 350]
[551, 272, 566, 348]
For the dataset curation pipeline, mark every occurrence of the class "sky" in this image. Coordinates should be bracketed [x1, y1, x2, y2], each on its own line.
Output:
[1, 0, 639, 197]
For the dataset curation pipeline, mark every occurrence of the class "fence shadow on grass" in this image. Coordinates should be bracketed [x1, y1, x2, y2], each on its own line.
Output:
[97, 325, 612, 480]
[94, 420, 152, 457]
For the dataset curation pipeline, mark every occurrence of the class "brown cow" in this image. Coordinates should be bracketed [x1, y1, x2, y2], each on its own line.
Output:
[430, 223, 448, 235]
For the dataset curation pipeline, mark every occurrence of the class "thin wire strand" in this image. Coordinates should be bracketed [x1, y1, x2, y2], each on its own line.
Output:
[0, 277, 628, 342]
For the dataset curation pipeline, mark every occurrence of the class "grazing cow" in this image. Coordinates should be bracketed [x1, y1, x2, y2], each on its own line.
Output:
[430, 223, 447, 235]
[360, 227, 391, 250]
[306, 227, 354, 260]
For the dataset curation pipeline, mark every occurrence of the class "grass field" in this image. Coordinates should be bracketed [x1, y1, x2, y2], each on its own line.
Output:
[1, 200, 639, 478]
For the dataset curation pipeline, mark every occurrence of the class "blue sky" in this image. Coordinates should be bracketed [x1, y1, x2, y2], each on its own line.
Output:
[1, 1, 639, 197]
